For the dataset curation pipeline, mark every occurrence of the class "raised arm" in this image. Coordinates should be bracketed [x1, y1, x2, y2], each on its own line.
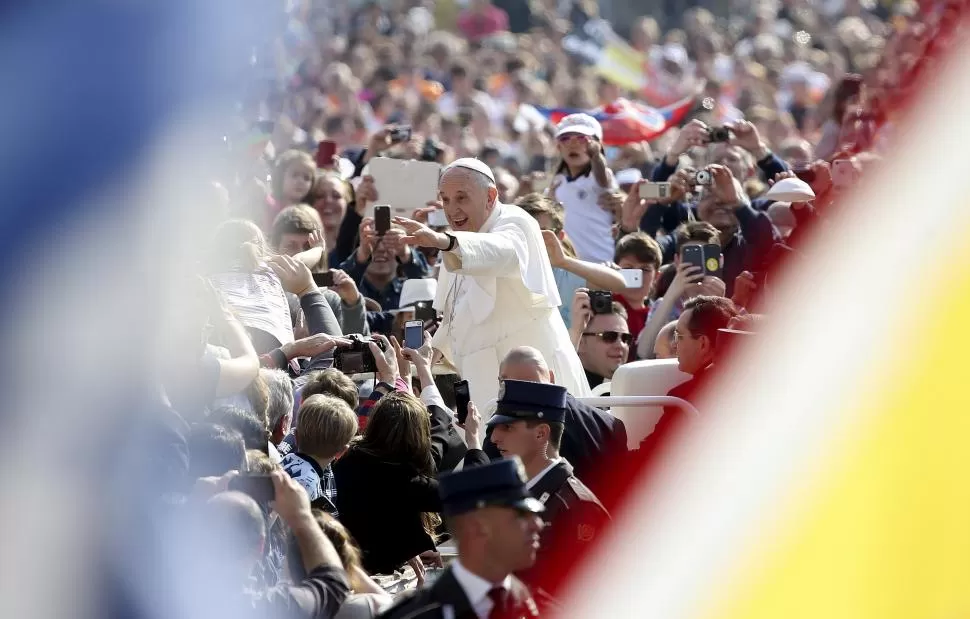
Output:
[394, 215, 529, 279]
[542, 230, 626, 292]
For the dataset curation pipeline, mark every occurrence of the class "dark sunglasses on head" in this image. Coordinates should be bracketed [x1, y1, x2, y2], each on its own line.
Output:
[582, 331, 631, 344]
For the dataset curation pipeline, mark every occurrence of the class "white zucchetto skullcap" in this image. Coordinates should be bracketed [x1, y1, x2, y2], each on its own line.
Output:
[442, 158, 496, 183]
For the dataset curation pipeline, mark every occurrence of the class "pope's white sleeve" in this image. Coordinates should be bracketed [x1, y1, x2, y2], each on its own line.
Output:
[441, 222, 527, 279]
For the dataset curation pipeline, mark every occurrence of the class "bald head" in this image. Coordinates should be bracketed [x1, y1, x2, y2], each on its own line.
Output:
[439, 166, 499, 233]
[654, 320, 678, 359]
[500, 346, 552, 383]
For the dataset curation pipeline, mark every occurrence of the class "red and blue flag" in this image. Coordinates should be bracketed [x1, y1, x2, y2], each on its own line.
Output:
[536, 95, 696, 146]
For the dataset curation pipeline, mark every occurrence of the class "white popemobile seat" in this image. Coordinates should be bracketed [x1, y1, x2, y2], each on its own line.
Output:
[589, 359, 692, 449]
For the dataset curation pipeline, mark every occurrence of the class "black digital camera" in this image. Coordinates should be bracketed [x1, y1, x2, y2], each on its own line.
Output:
[588, 290, 614, 315]
[707, 126, 733, 143]
[334, 334, 386, 374]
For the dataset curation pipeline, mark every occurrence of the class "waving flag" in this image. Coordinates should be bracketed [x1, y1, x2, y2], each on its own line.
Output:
[536, 95, 696, 145]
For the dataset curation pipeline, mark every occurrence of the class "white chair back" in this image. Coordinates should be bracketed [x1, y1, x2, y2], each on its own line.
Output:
[608, 359, 692, 448]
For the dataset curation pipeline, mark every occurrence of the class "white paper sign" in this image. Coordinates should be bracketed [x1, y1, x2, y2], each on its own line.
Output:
[367, 157, 442, 219]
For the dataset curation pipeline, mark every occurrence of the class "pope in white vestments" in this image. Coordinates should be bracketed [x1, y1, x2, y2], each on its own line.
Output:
[395, 158, 590, 407]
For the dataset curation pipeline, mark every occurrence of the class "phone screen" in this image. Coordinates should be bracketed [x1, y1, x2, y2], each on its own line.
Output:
[228, 475, 275, 504]
[454, 380, 470, 425]
[681, 244, 705, 275]
[404, 320, 424, 350]
[315, 140, 337, 168]
[312, 271, 334, 287]
[375, 205, 391, 236]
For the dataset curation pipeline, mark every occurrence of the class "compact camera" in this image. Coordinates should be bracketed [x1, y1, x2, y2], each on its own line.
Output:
[588, 290, 614, 315]
[707, 126, 733, 143]
[334, 334, 387, 374]
[694, 169, 713, 186]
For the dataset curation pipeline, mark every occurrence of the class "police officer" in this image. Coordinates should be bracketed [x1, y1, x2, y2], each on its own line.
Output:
[487, 379, 610, 596]
[378, 458, 543, 619]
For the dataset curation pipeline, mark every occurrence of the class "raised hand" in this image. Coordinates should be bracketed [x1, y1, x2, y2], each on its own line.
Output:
[541, 229, 567, 267]
[393, 216, 449, 250]
[267, 254, 316, 297]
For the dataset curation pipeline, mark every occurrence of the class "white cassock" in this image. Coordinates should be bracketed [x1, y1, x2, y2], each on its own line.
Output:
[432, 202, 591, 408]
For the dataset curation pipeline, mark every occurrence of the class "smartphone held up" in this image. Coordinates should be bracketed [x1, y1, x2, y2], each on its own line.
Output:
[404, 319, 424, 350]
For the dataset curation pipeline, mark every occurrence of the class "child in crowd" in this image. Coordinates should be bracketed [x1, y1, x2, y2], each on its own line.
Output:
[281, 394, 358, 517]
[551, 113, 618, 264]
[271, 150, 316, 216]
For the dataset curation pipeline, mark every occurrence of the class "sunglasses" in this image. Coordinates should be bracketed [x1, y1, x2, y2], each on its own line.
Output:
[557, 133, 590, 143]
[582, 331, 631, 344]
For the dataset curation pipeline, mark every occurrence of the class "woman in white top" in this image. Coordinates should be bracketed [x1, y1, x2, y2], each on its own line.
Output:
[551, 113, 618, 264]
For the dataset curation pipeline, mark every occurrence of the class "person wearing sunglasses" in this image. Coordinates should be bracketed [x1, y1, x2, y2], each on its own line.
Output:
[570, 290, 631, 390]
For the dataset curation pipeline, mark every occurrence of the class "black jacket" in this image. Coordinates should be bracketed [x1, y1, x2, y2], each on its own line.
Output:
[333, 404, 486, 575]
[518, 460, 610, 595]
[484, 393, 628, 497]
[377, 565, 538, 619]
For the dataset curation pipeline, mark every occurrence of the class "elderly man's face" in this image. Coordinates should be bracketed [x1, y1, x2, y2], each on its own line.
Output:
[438, 168, 498, 233]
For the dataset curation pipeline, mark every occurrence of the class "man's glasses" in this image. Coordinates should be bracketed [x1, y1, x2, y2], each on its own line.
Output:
[582, 331, 631, 344]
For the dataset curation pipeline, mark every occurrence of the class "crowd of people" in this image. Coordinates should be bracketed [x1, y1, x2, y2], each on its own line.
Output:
[144, 0, 969, 617]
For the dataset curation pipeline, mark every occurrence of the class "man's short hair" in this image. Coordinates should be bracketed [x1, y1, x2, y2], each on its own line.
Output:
[674, 221, 721, 248]
[270, 204, 322, 249]
[296, 395, 359, 459]
[211, 406, 271, 454]
[606, 301, 629, 321]
[682, 296, 738, 343]
[525, 420, 565, 451]
[187, 423, 246, 479]
[302, 368, 358, 410]
[614, 231, 662, 268]
[262, 369, 294, 433]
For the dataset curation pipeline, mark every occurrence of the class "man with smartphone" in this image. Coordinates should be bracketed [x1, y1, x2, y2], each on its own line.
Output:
[337, 214, 431, 314]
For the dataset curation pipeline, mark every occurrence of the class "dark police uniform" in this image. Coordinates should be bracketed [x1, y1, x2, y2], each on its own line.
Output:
[486, 380, 611, 593]
[378, 459, 543, 619]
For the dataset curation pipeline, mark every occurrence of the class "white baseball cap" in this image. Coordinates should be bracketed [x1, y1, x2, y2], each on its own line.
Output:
[391, 278, 438, 314]
[555, 113, 603, 140]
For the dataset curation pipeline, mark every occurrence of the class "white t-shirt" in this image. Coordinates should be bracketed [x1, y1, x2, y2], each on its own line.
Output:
[555, 170, 617, 264]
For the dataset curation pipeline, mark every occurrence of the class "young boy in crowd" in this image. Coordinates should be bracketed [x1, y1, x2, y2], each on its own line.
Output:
[612, 232, 663, 360]
[280, 394, 358, 516]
